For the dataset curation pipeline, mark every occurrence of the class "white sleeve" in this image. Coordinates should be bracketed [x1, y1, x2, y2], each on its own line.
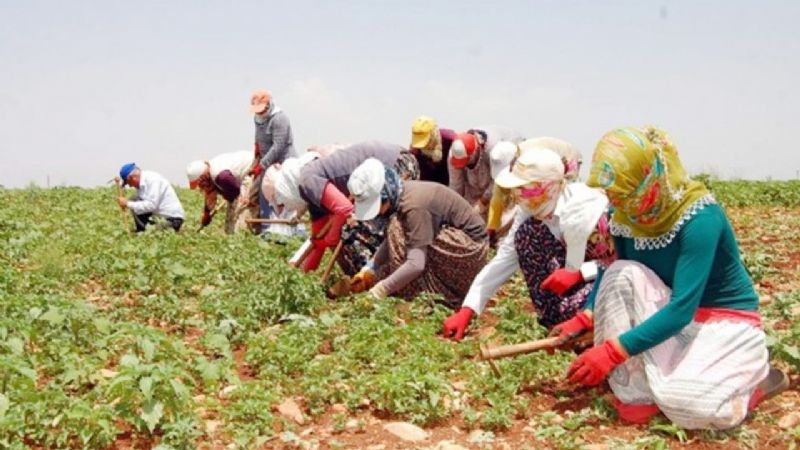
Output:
[461, 209, 526, 314]
[127, 176, 161, 215]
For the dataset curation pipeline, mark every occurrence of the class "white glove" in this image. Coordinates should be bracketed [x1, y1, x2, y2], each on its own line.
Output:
[369, 281, 389, 300]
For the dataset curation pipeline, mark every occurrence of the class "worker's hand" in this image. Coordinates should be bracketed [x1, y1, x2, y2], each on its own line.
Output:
[548, 310, 593, 345]
[540, 268, 584, 296]
[117, 197, 128, 209]
[368, 281, 388, 300]
[201, 210, 212, 227]
[350, 268, 376, 293]
[567, 340, 627, 386]
[442, 307, 475, 341]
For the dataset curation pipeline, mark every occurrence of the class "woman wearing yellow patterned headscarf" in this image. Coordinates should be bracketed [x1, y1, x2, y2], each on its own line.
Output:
[588, 127, 708, 240]
[552, 126, 784, 430]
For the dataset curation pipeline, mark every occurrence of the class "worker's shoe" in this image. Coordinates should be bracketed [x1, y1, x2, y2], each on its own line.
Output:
[748, 365, 789, 412]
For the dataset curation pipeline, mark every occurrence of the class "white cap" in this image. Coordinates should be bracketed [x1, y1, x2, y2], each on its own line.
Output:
[186, 160, 208, 189]
[186, 160, 205, 181]
[348, 158, 386, 221]
[495, 147, 564, 189]
[489, 141, 518, 180]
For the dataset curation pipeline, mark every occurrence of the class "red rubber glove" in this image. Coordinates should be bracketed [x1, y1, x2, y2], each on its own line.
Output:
[442, 307, 475, 341]
[250, 143, 263, 176]
[548, 311, 593, 343]
[567, 340, 627, 386]
[540, 268, 584, 296]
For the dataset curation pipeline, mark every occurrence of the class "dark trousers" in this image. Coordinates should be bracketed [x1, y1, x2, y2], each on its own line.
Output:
[133, 213, 183, 233]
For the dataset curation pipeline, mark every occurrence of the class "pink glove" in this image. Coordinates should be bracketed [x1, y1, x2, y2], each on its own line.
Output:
[442, 307, 475, 341]
[540, 268, 584, 296]
[548, 310, 593, 343]
[567, 340, 627, 386]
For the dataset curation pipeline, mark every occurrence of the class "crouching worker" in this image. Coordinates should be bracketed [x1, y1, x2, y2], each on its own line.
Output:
[347, 158, 489, 307]
[117, 163, 184, 232]
[443, 141, 613, 340]
[186, 151, 256, 233]
[558, 126, 787, 429]
[280, 141, 418, 275]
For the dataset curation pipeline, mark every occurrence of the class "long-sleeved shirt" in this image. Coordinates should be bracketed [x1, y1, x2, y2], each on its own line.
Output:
[448, 145, 493, 206]
[299, 141, 402, 219]
[584, 202, 758, 356]
[462, 183, 606, 314]
[127, 170, 184, 219]
[374, 181, 487, 294]
[449, 127, 523, 206]
[255, 104, 296, 169]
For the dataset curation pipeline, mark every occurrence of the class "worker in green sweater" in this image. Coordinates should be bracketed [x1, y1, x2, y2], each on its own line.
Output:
[549, 126, 787, 429]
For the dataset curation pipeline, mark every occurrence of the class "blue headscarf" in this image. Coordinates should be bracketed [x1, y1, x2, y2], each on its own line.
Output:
[380, 167, 403, 216]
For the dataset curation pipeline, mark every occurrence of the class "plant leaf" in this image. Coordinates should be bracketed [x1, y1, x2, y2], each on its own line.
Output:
[40, 307, 65, 325]
[140, 400, 164, 433]
[0, 393, 9, 417]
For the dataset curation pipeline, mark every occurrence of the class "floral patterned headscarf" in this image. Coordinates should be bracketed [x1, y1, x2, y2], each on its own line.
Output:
[587, 126, 709, 238]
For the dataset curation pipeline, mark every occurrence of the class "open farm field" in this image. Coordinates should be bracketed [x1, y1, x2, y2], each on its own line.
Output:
[1, 181, 799, 450]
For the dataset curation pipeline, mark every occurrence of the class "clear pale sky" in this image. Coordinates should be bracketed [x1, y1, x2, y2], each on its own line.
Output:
[1, 0, 799, 188]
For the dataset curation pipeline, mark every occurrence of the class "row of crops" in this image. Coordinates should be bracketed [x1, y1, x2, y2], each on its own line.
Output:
[0, 180, 798, 449]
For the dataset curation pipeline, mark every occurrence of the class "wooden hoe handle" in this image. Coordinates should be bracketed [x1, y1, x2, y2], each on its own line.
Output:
[288, 218, 335, 267]
[480, 336, 562, 361]
[114, 176, 131, 232]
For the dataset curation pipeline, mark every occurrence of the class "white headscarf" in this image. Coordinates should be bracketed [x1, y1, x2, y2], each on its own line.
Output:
[559, 183, 608, 271]
[273, 152, 320, 214]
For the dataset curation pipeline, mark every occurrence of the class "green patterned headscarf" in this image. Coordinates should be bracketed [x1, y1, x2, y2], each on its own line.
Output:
[587, 126, 709, 238]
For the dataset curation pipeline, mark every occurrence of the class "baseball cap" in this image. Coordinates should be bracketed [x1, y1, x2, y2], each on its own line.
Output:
[449, 133, 477, 169]
[119, 163, 137, 186]
[186, 160, 206, 189]
[495, 147, 564, 189]
[348, 158, 386, 221]
[410, 116, 437, 149]
[489, 141, 519, 180]
[249, 89, 272, 114]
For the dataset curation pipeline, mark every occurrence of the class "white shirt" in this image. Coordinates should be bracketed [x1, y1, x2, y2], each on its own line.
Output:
[462, 183, 606, 315]
[127, 170, 185, 219]
[208, 151, 253, 181]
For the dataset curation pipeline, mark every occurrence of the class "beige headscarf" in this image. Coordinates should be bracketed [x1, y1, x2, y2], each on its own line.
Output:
[518, 137, 582, 182]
